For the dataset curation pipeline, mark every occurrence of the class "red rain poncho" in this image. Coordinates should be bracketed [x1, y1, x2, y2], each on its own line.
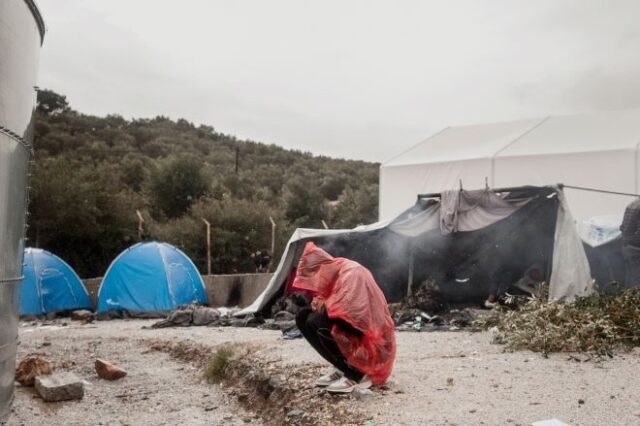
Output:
[292, 242, 396, 385]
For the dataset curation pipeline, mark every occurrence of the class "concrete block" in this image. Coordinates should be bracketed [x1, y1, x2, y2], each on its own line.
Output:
[35, 372, 84, 402]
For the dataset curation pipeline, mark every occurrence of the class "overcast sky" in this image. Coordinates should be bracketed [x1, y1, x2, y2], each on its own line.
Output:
[36, 0, 640, 162]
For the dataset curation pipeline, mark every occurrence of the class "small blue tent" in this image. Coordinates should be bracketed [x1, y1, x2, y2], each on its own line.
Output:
[20, 248, 93, 316]
[97, 242, 207, 313]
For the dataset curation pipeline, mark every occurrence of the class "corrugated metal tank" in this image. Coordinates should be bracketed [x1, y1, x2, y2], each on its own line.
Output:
[0, 0, 44, 420]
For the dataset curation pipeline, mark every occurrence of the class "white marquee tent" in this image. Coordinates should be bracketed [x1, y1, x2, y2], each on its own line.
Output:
[380, 109, 640, 224]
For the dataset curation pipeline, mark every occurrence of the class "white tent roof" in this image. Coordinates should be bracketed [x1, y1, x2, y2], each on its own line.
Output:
[385, 109, 640, 167]
[380, 108, 640, 221]
[384, 118, 542, 166]
[499, 109, 640, 156]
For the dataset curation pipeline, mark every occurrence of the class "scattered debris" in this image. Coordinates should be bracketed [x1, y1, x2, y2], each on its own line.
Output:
[260, 319, 297, 331]
[566, 355, 592, 363]
[270, 294, 307, 318]
[35, 372, 84, 402]
[353, 388, 374, 402]
[15, 356, 53, 386]
[71, 309, 95, 322]
[114, 390, 153, 399]
[229, 314, 264, 328]
[149, 295, 302, 331]
[149, 305, 250, 328]
[95, 358, 127, 380]
[192, 306, 221, 326]
[401, 280, 448, 314]
[393, 308, 482, 332]
[390, 280, 486, 332]
[281, 328, 303, 340]
[286, 409, 305, 418]
[473, 287, 640, 354]
[531, 419, 571, 426]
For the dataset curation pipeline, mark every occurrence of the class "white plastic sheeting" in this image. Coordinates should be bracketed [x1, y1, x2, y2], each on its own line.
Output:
[380, 109, 640, 222]
[549, 191, 594, 301]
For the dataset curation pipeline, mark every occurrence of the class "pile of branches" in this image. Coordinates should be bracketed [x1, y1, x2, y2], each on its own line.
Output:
[473, 287, 640, 355]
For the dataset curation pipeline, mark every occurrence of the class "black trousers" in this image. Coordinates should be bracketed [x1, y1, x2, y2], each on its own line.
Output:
[295, 307, 364, 381]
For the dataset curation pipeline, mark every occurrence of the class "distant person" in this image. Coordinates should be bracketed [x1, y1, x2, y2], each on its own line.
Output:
[250, 250, 271, 273]
[293, 242, 396, 393]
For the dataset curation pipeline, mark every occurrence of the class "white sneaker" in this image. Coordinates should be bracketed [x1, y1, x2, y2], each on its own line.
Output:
[315, 369, 344, 387]
[326, 375, 372, 393]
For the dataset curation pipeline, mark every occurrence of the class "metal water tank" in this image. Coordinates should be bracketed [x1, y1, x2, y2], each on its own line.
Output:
[0, 0, 45, 420]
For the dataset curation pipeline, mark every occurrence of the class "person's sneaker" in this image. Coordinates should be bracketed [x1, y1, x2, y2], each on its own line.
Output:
[315, 369, 344, 387]
[326, 375, 372, 393]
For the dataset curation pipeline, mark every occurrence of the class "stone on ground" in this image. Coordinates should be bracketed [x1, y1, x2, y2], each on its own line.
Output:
[95, 358, 127, 380]
[35, 372, 84, 402]
[71, 309, 94, 322]
[15, 356, 53, 386]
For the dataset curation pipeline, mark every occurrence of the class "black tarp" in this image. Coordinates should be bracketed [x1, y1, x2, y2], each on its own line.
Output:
[283, 186, 559, 306]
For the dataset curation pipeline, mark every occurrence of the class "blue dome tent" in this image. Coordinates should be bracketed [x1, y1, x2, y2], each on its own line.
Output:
[20, 248, 93, 316]
[97, 242, 207, 313]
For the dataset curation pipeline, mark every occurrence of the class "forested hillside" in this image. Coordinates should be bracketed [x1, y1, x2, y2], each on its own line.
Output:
[29, 90, 379, 277]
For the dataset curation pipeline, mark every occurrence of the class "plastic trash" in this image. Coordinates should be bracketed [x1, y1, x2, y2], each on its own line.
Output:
[531, 419, 571, 426]
[282, 328, 303, 340]
[579, 215, 622, 247]
[411, 317, 424, 332]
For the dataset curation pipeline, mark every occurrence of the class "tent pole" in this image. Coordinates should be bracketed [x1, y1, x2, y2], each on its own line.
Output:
[202, 218, 211, 276]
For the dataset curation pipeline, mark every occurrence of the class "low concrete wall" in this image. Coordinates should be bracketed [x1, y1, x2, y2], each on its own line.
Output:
[203, 274, 272, 308]
[82, 273, 272, 309]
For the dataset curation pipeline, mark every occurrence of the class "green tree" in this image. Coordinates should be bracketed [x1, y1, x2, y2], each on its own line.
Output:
[121, 154, 148, 192]
[28, 157, 141, 277]
[330, 183, 379, 228]
[148, 155, 209, 219]
[36, 89, 70, 116]
[151, 197, 288, 274]
[283, 177, 327, 228]
[29, 88, 382, 276]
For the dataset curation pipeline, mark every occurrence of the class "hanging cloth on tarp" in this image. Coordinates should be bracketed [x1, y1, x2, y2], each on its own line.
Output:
[439, 189, 531, 234]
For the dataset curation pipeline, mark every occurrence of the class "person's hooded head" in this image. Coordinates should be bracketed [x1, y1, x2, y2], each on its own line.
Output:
[292, 242, 342, 297]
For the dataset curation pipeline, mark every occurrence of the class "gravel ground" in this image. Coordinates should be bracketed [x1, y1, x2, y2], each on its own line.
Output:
[8, 321, 261, 426]
[8, 319, 640, 426]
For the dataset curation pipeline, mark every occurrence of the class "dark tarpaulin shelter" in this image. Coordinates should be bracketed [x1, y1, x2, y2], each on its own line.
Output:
[238, 185, 594, 317]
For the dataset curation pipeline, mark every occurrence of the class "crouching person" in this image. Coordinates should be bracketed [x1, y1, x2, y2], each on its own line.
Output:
[293, 242, 396, 393]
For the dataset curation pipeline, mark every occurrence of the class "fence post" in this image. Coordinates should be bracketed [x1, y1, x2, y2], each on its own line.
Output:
[202, 218, 211, 275]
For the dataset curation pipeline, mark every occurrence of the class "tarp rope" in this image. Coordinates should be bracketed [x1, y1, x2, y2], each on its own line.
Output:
[562, 184, 640, 198]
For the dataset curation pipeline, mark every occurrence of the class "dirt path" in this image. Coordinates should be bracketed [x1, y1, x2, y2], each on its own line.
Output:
[8, 322, 259, 426]
[8, 319, 640, 426]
